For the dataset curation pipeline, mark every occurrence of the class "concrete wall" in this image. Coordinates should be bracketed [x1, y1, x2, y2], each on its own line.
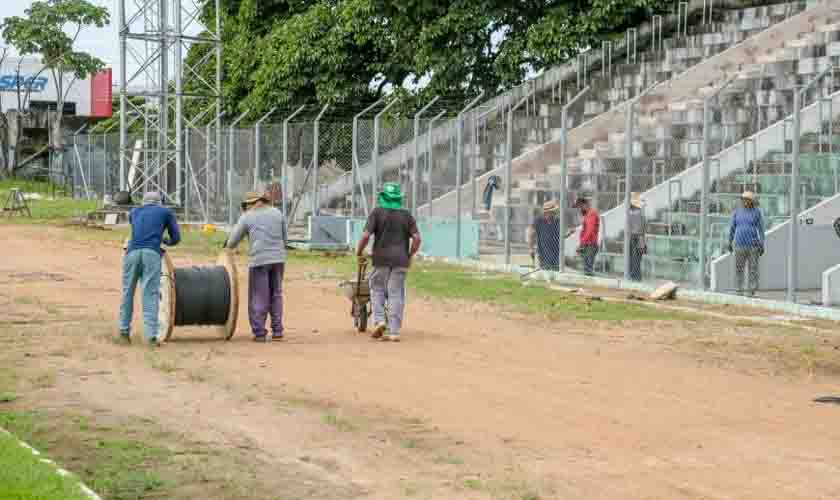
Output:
[347, 217, 481, 260]
[711, 193, 840, 291]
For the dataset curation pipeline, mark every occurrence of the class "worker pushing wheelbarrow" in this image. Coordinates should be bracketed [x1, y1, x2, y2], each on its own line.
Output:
[341, 259, 372, 332]
[349, 183, 422, 342]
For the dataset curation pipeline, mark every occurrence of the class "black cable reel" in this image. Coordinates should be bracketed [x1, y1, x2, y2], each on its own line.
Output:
[158, 251, 240, 342]
[834, 217, 840, 240]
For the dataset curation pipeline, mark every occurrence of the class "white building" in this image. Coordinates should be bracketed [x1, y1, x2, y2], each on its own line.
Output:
[0, 57, 112, 117]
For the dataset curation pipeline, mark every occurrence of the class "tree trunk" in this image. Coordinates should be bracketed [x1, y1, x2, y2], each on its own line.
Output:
[4, 111, 21, 178]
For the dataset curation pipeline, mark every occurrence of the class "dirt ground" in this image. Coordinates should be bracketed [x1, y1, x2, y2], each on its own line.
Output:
[3, 224, 840, 500]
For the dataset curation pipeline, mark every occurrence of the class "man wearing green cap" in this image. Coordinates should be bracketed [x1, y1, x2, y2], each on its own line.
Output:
[356, 182, 421, 342]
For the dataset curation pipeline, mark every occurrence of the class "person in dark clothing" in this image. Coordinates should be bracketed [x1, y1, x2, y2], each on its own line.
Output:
[118, 191, 181, 346]
[483, 175, 501, 211]
[356, 183, 422, 342]
[527, 200, 562, 271]
[728, 191, 764, 296]
[628, 192, 647, 281]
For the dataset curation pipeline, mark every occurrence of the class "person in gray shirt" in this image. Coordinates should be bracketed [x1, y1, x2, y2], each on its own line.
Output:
[225, 191, 288, 342]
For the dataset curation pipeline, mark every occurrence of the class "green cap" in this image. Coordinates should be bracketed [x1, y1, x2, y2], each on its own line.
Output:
[377, 182, 403, 209]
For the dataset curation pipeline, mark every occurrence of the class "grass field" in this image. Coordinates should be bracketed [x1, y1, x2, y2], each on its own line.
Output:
[0, 427, 91, 500]
[0, 179, 97, 222]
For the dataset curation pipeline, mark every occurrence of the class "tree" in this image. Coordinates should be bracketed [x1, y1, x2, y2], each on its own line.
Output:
[0, 0, 109, 178]
[195, 0, 669, 124]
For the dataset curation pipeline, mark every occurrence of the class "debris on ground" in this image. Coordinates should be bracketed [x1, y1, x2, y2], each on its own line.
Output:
[650, 282, 678, 301]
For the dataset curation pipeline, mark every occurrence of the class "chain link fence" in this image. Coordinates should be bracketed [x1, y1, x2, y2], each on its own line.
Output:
[44, 0, 840, 310]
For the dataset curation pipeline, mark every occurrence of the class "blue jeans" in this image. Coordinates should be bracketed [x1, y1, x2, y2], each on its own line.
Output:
[119, 249, 162, 341]
[580, 244, 599, 276]
[369, 266, 407, 335]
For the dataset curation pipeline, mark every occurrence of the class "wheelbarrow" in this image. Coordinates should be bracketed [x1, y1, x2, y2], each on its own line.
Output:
[340, 260, 371, 332]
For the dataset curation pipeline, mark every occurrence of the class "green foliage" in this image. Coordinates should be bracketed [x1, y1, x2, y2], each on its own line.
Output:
[197, 0, 670, 122]
[1, 1, 109, 81]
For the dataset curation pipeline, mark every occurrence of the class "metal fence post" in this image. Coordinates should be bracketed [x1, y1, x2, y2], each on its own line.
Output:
[204, 122, 212, 222]
[504, 102, 513, 265]
[352, 100, 383, 218]
[503, 94, 531, 266]
[787, 88, 801, 302]
[558, 87, 590, 274]
[427, 109, 446, 218]
[254, 107, 278, 190]
[455, 92, 484, 260]
[312, 104, 330, 217]
[184, 127, 190, 221]
[228, 110, 251, 225]
[699, 95, 711, 290]
[227, 167, 233, 226]
[282, 105, 306, 223]
[623, 102, 634, 281]
[413, 96, 439, 216]
[373, 99, 399, 195]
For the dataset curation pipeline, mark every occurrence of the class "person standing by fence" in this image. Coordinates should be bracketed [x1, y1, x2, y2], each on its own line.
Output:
[628, 193, 647, 281]
[225, 191, 288, 342]
[118, 191, 181, 346]
[575, 197, 600, 276]
[527, 201, 563, 271]
[728, 191, 764, 297]
[356, 183, 422, 342]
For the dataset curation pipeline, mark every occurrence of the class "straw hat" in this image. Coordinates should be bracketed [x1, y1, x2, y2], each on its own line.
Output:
[241, 191, 268, 205]
[741, 191, 755, 200]
[542, 200, 559, 213]
[630, 192, 643, 208]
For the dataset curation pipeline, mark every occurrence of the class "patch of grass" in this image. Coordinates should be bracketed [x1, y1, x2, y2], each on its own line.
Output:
[186, 370, 207, 383]
[434, 454, 464, 465]
[13, 296, 37, 306]
[409, 264, 682, 321]
[322, 412, 357, 432]
[401, 439, 418, 449]
[145, 352, 179, 374]
[88, 439, 170, 498]
[463, 478, 484, 490]
[0, 411, 170, 500]
[0, 179, 97, 222]
[32, 371, 57, 389]
[0, 392, 18, 403]
[0, 430, 92, 500]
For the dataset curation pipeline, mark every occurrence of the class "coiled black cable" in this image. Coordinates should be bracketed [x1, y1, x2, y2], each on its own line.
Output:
[173, 266, 231, 326]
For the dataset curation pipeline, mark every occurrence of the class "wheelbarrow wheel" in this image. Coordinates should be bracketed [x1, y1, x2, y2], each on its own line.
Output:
[358, 303, 368, 332]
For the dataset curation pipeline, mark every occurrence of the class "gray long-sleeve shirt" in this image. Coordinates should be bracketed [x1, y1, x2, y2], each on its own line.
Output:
[226, 206, 287, 268]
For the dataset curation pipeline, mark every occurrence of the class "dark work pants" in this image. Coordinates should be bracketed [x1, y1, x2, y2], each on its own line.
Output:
[248, 263, 285, 337]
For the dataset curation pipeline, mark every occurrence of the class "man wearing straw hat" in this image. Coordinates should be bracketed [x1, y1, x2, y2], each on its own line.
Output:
[728, 191, 764, 296]
[356, 183, 421, 342]
[118, 191, 181, 346]
[527, 200, 563, 271]
[628, 193, 647, 281]
[226, 191, 288, 342]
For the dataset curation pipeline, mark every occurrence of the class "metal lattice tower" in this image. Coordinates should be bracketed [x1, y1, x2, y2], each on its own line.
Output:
[117, 0, 222, 218]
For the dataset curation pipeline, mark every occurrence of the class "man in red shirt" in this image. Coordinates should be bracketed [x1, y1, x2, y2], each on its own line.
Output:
[575, 197, 600, 276]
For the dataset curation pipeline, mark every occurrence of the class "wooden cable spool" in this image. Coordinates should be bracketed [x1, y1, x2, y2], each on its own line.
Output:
[159, 251, 239, 342]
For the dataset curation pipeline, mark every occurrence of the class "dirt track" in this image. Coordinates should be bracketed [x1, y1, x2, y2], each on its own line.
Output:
[3, 224, 840, 500]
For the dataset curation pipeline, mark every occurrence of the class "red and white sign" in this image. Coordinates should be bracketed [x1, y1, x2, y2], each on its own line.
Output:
[0, 57, 113, 117]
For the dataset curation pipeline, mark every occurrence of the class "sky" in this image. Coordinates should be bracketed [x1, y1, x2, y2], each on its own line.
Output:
[0, 1, 117, 67]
